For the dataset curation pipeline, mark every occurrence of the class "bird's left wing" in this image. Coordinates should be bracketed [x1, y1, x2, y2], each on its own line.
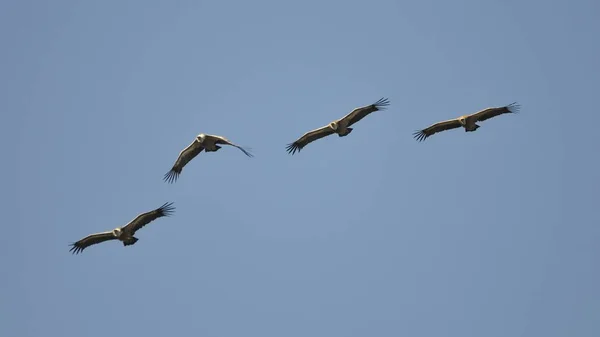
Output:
[286, 124, 336, 155]
[122, 202, 175, 235]
[413, 118, 463, 142]
[164, 140, 204, 183]
[340, 97, 390, 127]
[469, 102, 520, 122]
[69, 231, 117, 254]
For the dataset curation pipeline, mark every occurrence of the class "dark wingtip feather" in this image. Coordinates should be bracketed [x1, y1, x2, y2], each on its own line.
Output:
[506, 102, 520, 113]
[163, 169, 180, 184]
[373, 97, 390, 110]
[157, 202, 176, 217]
[285, 142, 301, 155]
[412, 130, 428, 142]
[69, 243, 83, 255]
[237, 146, 254, 158]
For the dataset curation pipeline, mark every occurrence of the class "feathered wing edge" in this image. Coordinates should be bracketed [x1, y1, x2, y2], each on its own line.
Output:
[413, 128, 433, 142]
[153, 201, 176, 218]
[285, 141, 302, 155]
[237, 145, 254, 157]
[163, 168, 181, 184]
[372, 97, 390, 110]
[505, 102, 521, 114]
[156, 202, 176, 221]
[227, 143, 254, 158]
[412, 129, 428, 142]
[210, 136, 254, 158]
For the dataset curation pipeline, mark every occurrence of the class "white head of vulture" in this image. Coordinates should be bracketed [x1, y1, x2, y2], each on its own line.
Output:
[413, 102, 520, 142]
[286, 97, 390, 155]
[69, 202, 175, 254]
[163, 133, 253, 183]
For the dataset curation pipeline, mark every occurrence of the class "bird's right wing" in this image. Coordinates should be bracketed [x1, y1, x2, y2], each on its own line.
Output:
[469, 102, 520, 122]
[340, 97, 390, 127]
[210, 135, 254, 157]
[122, 202, 175, 235]
[164, 140, 204, 183]
[286, 124, 336, 155]
[413, 118, 463, 142]
[69, 231, 117, 254]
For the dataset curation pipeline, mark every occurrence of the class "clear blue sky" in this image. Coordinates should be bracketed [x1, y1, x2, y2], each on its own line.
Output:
[2, 0, 599, 336]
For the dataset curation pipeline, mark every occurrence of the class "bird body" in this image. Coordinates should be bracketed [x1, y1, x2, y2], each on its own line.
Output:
[104, 227, 138, 246]
[164, 133, 253, 183]
[457, 115, 480, 132]
[68, 99, 522, 257]
[69, 202, 175, 254]
[413, 102, 519, 141]
[286, 97, 390, 155]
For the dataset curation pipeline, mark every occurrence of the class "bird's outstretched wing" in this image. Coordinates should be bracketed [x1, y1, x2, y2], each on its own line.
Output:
[468, 102, 520, 122]
[413, 118, 463, 142]
[164, 140, 204, 183]
[69, 231, 117, 255]
[340, 97, 390, 127]
[210, 135, 254, 157]
[286, 125, 336, 155]
[122, 202, 175, 235]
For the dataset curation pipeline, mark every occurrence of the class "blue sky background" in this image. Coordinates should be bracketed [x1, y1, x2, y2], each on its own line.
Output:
[2, 0, 599, 336]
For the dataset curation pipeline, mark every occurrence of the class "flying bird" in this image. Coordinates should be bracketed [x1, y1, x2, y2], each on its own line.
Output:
[164, 133, 253, 183]
[69, 202, 175, 255]
[413, 102, 520, 142]
[286, 97, 390, 155]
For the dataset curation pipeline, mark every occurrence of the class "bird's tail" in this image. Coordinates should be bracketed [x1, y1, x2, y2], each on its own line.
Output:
[123, 237, 139, 246]
[465, 124, 480, 132]
[338, 128, 353, 137]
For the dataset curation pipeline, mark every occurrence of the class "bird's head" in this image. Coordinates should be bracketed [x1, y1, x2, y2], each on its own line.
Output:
[112, 228, 123, 237]
[458, 116, 467, 125]
[329, 121, 338, 131]
[196, 133, 206, 144]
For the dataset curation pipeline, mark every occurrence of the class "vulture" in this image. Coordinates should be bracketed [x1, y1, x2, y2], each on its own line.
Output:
[69, 202, 175, 254]
[286, 97, 390, 155]
[413, 102, 520, 142]
[164, 133, 253, 183]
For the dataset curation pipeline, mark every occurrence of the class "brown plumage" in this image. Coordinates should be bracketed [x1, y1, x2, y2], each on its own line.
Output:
[286, 97, 390, 155]
[413, 102, 520, 142]
[164, 133, 253, 183]
[69, 202, 175, 255]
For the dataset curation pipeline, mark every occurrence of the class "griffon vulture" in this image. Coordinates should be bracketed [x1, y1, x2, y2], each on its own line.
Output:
[164, 133, 253, 183]
[69, 202, 175, 254]
[286, 97, 390, 155]
[413, 102, 520, 142]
